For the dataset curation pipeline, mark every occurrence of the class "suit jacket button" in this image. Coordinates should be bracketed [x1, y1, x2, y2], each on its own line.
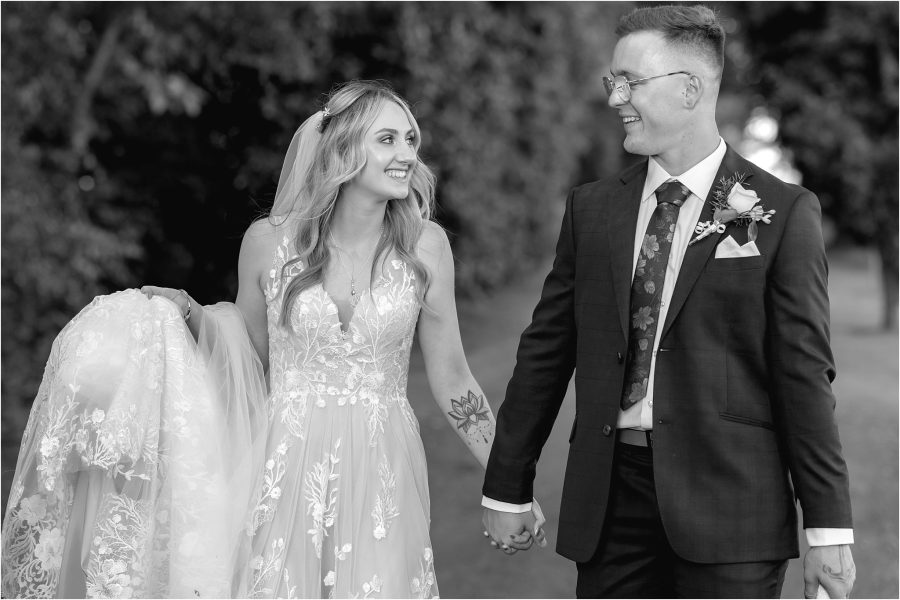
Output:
[602, 425, 612, 436]
[616, 352, 624, 363]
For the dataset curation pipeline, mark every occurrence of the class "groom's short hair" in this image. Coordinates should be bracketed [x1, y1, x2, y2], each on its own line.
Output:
[616, 5, 725, 76]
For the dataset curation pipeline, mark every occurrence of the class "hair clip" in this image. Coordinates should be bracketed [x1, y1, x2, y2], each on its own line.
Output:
[318, 106, 332, 133]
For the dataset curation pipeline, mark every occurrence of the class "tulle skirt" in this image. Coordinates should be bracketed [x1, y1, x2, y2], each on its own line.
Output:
[1, 290, 268, 598]
[238, 386, 437, 599]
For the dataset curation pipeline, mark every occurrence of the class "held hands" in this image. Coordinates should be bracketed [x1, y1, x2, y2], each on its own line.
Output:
[803, 545, 855, 599]
[481, 498, 548, 556]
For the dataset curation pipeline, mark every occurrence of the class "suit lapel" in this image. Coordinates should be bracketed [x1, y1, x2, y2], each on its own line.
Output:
[608, 161, 647, 338]
[660, 148, 752, 340]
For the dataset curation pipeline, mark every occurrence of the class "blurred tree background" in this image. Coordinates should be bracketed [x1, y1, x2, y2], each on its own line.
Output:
[2, 1, 897, 512]
[0, 1, 623, 478]
[724, 1, 899, 330]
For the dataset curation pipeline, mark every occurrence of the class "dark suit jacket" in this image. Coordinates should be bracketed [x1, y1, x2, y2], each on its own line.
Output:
[483, 146, 853, 564]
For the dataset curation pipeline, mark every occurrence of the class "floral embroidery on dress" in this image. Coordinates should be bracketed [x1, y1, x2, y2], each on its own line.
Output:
[361, 388, 389, 447]
[2, 485, 70, 596]
[34, 527, 64, 573]
[334, 542, 352, 561]
[371, 460, 400, 540]
[280, 568, 298, 600]
[410, 547, 437, 599]
[249, 538, 286, 598]
[86, 558, 134, 598]
[357, 574, 383, 599]
[248, 437, 291, 535]
[84, 494, 152, 599]
[304, 439, 342, 558]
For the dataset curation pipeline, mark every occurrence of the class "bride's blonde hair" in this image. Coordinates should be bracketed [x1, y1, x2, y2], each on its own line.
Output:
[274, 81, 436, 328]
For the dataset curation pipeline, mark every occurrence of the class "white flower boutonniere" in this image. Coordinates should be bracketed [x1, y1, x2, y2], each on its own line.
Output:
[689, 172, 776, 246]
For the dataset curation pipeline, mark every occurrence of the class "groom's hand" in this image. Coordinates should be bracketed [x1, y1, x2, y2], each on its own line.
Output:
[482, 505, 547, 555]
[482, 508, 533, 555]
[803, 545, 855, 598]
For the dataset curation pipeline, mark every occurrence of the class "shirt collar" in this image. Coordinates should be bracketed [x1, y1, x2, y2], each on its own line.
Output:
[641, 138, 727, 203]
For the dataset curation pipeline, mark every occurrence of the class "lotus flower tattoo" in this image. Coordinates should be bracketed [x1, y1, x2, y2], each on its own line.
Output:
[447, 391, 491, 433]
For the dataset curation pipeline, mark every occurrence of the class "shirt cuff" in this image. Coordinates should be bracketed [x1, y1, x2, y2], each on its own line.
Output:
[805, 528, 854, 546]
[481, 496, 532, 513]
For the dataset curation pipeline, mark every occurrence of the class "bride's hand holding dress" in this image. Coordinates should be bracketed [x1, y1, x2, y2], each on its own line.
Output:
[138, 230, 271, 374]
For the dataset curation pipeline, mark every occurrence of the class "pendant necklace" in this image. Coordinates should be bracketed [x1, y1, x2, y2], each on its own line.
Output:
[329, 224, 385, 308]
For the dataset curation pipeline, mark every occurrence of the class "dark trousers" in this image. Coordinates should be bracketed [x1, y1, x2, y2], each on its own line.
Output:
[576, 442, 788, 599]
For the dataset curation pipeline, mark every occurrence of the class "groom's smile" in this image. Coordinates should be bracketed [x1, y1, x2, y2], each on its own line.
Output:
[607, 30, 700, 171]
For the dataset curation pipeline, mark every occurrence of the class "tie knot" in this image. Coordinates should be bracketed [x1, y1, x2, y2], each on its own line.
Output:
[655, 180, 690, 207]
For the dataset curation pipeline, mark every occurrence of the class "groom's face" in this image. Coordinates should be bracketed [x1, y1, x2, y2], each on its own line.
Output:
[608, 31, 691, 161]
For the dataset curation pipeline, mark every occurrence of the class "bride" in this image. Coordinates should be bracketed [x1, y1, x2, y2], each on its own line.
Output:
[1, 80, 545, 598]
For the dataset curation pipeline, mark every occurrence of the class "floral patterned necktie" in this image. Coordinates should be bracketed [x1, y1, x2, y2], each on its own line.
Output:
[621, 180, 691, 410]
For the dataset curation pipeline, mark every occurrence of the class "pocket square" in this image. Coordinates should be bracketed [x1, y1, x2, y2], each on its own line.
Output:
[714, 235, 760, 258]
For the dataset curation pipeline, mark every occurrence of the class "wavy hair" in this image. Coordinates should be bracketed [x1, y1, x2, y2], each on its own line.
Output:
[272, 80, 436, 328]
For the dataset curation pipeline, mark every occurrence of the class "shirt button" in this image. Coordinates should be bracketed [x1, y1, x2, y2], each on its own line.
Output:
[648, 400, 653, 407]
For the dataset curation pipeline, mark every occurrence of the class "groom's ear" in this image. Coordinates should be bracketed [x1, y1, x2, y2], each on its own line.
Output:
[682, 75, 703, 109]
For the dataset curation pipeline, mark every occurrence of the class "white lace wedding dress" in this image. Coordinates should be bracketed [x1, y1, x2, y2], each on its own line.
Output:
[1, 229, 438, 599]
[237, 231, 437, 598]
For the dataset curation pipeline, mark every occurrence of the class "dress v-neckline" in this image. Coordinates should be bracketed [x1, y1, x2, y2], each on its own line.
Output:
[318, 283, 371, 335]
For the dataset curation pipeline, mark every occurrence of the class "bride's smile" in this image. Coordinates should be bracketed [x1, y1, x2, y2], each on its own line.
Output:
[341, 101, 418, 204]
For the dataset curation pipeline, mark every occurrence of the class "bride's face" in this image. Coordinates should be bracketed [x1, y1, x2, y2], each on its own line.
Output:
[344, 101, 418, 203]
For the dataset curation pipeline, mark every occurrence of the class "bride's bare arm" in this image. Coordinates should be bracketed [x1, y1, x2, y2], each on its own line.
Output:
[235, 219, 275, 373]
[415, 222, 496, 468]
[417, 222, 547, 551]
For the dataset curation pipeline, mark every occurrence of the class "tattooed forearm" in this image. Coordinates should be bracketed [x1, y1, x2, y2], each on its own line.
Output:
[447, 390, 494, 445]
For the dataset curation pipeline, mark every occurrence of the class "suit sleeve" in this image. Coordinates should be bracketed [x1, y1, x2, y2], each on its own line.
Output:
[483, 188, 579, 504]
[766, 190, 853, 529]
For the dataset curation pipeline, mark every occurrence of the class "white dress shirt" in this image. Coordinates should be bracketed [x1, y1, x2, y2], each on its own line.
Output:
[483, 139, 853, 546]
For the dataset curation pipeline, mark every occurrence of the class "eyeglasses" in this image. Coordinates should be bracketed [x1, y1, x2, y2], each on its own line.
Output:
[602, 71, 692, 102]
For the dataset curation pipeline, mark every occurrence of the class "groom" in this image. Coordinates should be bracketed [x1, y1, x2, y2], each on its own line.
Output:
[482, 5, 855, 598]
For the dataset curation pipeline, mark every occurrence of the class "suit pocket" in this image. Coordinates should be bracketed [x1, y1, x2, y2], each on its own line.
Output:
[721, 351, 773, 428]
[719, 412, 775, 430]
[706, 255, 765, 272]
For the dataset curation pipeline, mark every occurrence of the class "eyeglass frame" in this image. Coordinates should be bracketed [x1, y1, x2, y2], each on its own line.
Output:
[602, 71, 693, 102]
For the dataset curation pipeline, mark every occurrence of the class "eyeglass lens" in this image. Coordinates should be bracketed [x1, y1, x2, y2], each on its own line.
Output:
[603, 76, 629, 101]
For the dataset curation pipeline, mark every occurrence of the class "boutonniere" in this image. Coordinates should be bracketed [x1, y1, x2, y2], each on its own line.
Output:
[689, 172, 776, 246]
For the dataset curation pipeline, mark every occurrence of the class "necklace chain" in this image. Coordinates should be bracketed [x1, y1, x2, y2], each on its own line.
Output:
[329, 224, 385, 307]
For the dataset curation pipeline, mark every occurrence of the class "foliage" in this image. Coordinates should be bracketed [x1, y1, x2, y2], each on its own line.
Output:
[722, 1, 899, 328]
[1, 1, 622, 488]
[397, 2, 619, 288]
[2, 4, 149, 448]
